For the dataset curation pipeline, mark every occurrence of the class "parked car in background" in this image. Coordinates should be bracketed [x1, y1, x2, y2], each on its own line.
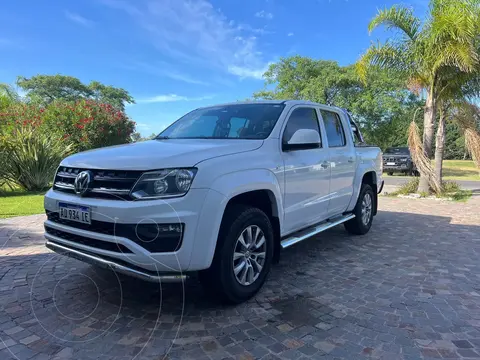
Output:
[382, 147, 418, 176]
[44, 101, 384, 304]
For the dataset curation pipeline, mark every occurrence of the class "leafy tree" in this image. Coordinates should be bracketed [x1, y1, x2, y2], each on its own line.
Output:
[88, 81, 135, 110]
[17, 75, 91, 104]
[17, 74, 135, 110]
[253, 56, 422, 150]
[131, 131, 157, 142]
[357, 0, 480, 193]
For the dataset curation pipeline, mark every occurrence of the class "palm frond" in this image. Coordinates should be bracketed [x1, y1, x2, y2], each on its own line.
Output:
[433, 41, 478, 73]
[0, 83, 20, 102]
[368, 6, 421, 41]
[356, 41, 410, 82]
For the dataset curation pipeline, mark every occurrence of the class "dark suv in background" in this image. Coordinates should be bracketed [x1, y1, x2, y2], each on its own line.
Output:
[383, 147, 418, 176]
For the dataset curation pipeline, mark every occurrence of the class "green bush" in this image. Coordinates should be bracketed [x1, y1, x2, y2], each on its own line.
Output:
[441, 181, 461, 193]
[392, 177, 420, 195]
[389, 178, 471, 201]
[0, 126, 74, 191]
[0, 99, 136, 152]
[40, 100, 135, 151]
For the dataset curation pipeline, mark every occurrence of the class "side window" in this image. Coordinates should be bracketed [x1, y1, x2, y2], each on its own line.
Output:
[283, 107, 321, 146]
[320, 110, 346, 147]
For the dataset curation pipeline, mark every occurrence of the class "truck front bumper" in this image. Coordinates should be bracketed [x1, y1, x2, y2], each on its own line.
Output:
[383, 164, 411, 172]
[43, 188, 226, 277]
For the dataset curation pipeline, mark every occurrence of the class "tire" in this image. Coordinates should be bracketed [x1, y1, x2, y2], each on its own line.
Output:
[344, 184, 374, 235]
[199, 205, 274, 304]
[387, 172, 394, 176]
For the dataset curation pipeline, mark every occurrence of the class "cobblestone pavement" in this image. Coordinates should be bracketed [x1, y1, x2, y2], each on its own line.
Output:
[1, 197, 480, 360]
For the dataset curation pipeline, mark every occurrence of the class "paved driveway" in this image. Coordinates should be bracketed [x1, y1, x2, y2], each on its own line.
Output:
[1, 197, 480, 360]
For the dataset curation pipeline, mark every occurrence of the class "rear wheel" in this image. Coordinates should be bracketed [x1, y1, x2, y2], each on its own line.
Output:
[344, 184, 374, 235]
[387, 172, 394, 176]
[199, 205, 274, 304]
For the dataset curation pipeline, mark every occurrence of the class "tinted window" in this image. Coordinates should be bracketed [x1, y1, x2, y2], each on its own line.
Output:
[158, 104, 285, 140]
[385, 147, 410, 155]
[321, 110, 346, 147]
[228, 117, 249, 138]
[283, 108, 321, 146]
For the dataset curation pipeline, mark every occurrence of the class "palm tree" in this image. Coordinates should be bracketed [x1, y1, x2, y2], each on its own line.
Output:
[433, 68, 480, 183]
[357, 0, 480, 193]
[0, 83, 20, 111]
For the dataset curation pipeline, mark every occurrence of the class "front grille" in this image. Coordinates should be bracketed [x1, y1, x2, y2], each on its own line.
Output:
[45, 225, 133, 253]
[46, 211, 184, 253]
[53, 167, 143, 200]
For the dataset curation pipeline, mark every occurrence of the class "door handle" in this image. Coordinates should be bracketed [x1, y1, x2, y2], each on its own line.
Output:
[348, 157, 355, 163]
[321, 161, 329, 169]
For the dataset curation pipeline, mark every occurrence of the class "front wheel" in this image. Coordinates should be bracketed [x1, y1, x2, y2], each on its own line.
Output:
[199, 205, 274, 304]
[344, 184, 374, 235]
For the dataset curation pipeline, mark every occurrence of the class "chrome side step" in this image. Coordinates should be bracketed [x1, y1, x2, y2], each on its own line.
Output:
[280, 214, 355, 249]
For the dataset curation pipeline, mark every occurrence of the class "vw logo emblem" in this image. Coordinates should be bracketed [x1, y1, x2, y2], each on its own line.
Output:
[74, 171, 93, 196]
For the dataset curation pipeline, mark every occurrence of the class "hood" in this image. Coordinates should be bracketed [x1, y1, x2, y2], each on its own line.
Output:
[61, 139, 263, 170]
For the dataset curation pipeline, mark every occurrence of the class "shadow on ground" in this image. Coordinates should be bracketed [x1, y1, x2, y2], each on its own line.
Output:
[1, 209, 480, 359]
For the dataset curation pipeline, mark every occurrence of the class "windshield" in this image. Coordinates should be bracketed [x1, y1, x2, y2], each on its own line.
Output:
[385, 147, 410, 155]
[157, 103, 286, 140]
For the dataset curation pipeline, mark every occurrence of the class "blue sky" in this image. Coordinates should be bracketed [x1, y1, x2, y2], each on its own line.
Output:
[0, 0, 428, 135]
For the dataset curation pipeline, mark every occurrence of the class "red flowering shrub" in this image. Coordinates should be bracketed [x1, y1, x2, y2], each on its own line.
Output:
[0, 99, 135, 152]
[41, 99, 135, 151]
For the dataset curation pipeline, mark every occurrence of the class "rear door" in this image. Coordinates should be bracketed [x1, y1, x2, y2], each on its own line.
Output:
[319, 109, 356, 217]
[281, 106, 331, 234]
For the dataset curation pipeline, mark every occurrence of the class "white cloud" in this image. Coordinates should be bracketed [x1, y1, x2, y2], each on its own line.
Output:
[65, 11, 94, 27]
[287, 32, 294, 37]
[102, 0, 271, 80]
[255, 10, 274, 20]
[138, 94, 215, 103]
[132, 61, 209, 85]
[228, 63, 271, 80]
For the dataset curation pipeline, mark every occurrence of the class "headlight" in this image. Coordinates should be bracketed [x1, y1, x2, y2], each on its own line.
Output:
[130, 168, 197, 200]
[400, 158, 408, 162]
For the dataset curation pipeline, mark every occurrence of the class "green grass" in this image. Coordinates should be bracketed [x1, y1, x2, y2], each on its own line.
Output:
[385, 160, 480, 181]
[0, 187, 46, 219]
[388, 177, 473, 202]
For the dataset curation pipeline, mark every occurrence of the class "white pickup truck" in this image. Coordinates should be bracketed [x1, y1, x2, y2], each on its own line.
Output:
[44, 100, 383, 303]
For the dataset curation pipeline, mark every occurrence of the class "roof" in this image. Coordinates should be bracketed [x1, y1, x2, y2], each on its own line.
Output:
[198, 99, 338, 108]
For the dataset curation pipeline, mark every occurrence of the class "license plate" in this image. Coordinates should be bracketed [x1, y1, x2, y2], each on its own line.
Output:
[59, 202, 91, 224]
[387, 162, 395, 166]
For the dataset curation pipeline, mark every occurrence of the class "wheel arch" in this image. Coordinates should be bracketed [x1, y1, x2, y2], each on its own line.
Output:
[360, 171, 378, 216]
[220, 189, 282, 265]
[206, 169, 284, 267]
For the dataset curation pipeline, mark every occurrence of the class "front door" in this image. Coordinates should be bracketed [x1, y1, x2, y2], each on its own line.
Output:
[319, 109, 356, 216]
[281, 107, 331, 235]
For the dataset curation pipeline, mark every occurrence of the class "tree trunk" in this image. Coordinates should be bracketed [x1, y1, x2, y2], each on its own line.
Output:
[418, 90, 436, 193]
[434, 106, 446, 189]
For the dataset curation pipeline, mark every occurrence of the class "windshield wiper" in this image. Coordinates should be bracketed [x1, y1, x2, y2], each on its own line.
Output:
[155, 136, 170, 140]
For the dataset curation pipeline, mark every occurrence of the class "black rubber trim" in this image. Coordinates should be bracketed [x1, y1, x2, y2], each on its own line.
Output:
[45, 225, 133, 253]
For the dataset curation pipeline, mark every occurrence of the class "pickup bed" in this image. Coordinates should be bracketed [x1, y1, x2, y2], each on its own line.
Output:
[44, 100, 384, 303]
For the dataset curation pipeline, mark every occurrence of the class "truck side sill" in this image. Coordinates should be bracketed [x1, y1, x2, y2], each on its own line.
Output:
[45, 240, 187, 283]
[280, 214, 355, 249]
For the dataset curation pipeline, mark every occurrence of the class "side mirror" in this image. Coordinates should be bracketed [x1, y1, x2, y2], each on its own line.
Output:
[283, 129, 321, 151]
